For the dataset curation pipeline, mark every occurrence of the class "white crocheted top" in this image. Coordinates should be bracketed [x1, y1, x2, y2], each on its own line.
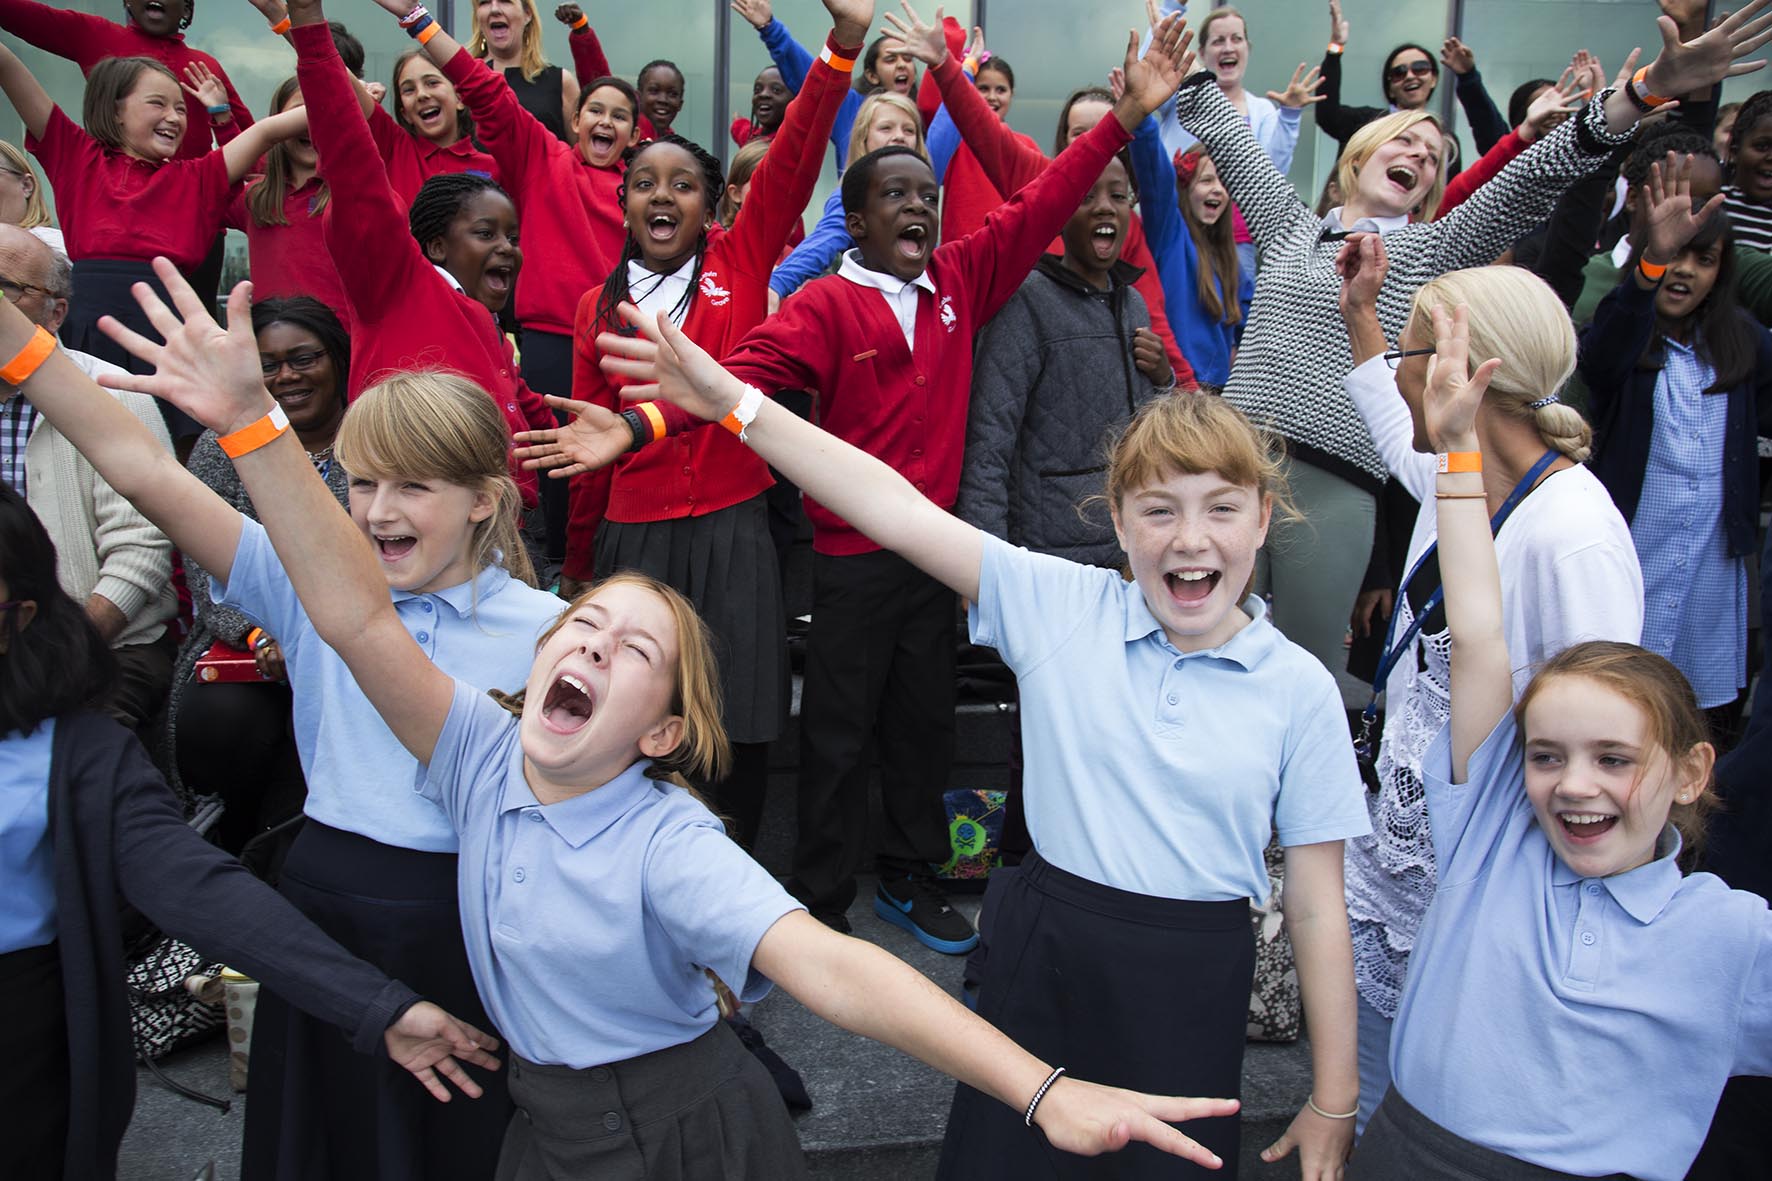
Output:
[1338, 358, 1646, 1018]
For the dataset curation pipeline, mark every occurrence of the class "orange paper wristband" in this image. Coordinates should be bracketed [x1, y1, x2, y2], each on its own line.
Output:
[820, 45, 856, 73]
[1436, 451, 1482, 474]
[270, 16, 292, 34]
[415, 21, 441, 44]
[637, 401, 666, 443]
[1631, 66, 1673, 107]
[1638, 258, 1668, 281]
[0, 326, 56, 386]
[218, 404, 291, 459]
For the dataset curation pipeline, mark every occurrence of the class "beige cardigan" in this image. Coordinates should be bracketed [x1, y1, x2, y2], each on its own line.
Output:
[21, 347, 176, 648]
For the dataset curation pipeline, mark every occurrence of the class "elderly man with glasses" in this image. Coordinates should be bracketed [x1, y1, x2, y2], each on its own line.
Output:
[0, 224, 176, 731]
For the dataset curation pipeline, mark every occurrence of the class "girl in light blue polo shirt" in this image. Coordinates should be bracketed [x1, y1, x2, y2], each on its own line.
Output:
[1357, 302, 1772, 1180]
[7, 263, 562, 1176]
[53, 267, 1245, 1176]
[563, 305, 1373, 1178]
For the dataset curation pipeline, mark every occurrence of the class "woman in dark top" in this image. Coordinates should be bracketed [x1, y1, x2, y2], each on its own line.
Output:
[0, 483, 498, 1181]
[1316, 0, 1506, 162]
[466, 0, 579, 142]
[161, 297, 352, 853]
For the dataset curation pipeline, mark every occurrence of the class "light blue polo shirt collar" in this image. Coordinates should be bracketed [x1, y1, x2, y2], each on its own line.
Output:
[1549, 825, 1684, 924]
[498, 757, 659, 849]
[391, 561, 512, 619]
[1122, 588, 1276, 671]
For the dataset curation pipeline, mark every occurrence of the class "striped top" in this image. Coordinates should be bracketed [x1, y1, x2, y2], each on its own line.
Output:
[1171, 74, 1635, 490]
[1721, 186, 1772, 253]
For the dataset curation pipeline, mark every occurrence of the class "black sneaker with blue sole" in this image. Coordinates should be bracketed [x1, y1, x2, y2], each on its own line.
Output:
[874, 876, 979, 955]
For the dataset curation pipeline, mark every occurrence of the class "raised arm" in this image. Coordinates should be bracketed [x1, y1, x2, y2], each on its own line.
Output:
[553, 4, 612, 80]
[1313, 1, 1365, 145]
[103, 260, 456, 764]
[1169, 70, 1307, 256]
[885, 4, 1047, 196]
[1337, 234, 1435, 500]
[292, 7, 430, 321]
[1128, 113, 1183, 256]
[737, 0, 813, 93]
[1425, 304, 1512, 781]
[0, 40, 54, 141]
[597, 304, 984, 601]
[1442, 38, 1510, 155]
[726, 0, 871, 276]
[0, 0, 116, 67]
[770, 191, 849, 299]
[221, 106, 311, 183]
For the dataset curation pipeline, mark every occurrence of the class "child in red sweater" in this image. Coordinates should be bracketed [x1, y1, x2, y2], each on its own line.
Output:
[226, 76, 353, 329]
[535, 12, 1196, 950]
[0, 0, 250, 161]
[0, 43, 306, 437]
[886, 1, 1194, 386]
[520, 0, 860, 847]
[292, 17, 551, 510]
[249, 0, 500, 206]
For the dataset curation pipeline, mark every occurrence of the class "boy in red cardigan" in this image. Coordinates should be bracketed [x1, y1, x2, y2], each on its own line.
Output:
[617, 14, 1196, 947]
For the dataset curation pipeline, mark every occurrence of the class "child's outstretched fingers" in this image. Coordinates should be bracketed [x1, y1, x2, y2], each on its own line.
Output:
[512, 394, 632, 477]
[95, 259, 270, 434]
[1261, 1102, 1354, 1179]
[1035, 1078, 1237, 1166]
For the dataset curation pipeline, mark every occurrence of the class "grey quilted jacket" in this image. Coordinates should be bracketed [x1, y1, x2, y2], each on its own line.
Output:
[957, 255, 1161, 568]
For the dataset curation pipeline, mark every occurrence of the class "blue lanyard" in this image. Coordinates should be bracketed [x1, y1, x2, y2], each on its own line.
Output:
[1353, 449, 1560, 763]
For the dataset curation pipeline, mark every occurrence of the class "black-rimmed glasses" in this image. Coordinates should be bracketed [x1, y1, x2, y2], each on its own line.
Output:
[259, 350, 328, 379]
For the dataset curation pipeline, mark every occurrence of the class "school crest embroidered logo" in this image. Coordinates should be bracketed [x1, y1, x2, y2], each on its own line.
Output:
[940, 296, 957, 333]
[700, 272, 731, 306]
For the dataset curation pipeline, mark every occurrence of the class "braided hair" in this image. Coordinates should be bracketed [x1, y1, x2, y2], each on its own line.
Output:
[592, 133, 724, 333]
[408, 172, 511, 263]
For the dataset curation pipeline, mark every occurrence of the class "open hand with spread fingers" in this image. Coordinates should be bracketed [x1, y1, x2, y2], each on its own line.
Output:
[1268, 62, 1326, 108]
[881, 1, 950, 67]
[512, 395, 637, 478]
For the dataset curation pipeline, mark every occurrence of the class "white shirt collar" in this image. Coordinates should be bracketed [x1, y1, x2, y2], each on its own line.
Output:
[626, 255, 700, 325]
[1610, 232, 1635, 270]
[837, 249, 938, 298]
[433, 264, 465, 294]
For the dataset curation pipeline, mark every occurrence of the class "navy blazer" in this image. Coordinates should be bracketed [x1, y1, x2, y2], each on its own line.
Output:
[43, 712, 420, 1179]
[1578, 276, 1772, 559]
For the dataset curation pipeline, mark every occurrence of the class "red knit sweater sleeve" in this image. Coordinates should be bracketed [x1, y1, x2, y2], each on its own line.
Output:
[726, 31, 862, 285]
[569, 24, 612, 81]
[930, 54, 1048, 197]
[947, 111, 1133, 324]
[1435, 129, 1528, 219]
[0, 0, 118, 67]
[723, 289, 830, 396]
[295, 23, 423, 321]
[441, 46, 557, 205]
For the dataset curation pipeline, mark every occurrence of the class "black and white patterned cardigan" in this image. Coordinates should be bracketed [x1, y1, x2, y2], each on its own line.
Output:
[1171, 72, 1635, 493]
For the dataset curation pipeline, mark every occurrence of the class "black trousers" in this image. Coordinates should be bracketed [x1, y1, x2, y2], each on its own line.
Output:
[519, 328, 574, 582]
[793, 549, 955, 916]
[176, 679, 308, 856]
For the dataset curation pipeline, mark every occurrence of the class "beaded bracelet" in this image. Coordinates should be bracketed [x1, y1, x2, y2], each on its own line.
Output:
[1023, 1066, 1066, 1128]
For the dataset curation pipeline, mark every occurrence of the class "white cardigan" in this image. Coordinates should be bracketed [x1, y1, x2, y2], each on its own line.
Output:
[22, 347, 177, 648]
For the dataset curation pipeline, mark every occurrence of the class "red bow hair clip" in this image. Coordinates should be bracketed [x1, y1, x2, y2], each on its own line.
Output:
[1173, 144, 1208, 188]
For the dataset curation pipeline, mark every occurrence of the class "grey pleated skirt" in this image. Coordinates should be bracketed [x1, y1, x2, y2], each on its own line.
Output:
[495, 1021, 808, 1181]
[595, 495, 788, 744]
[1352, 1088, 1637, 1180]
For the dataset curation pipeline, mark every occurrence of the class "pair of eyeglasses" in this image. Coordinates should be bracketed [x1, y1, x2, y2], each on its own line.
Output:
[1387, 60, 1436, 82]
[0, 277, 52, 303]
[1383, 347, 1435, 370]
[259, 350, 328, 378]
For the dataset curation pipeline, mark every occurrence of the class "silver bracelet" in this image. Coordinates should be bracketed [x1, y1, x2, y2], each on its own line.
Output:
[1307, 1095, 1359, 1120]
[1023, 1066, 1066, 1127]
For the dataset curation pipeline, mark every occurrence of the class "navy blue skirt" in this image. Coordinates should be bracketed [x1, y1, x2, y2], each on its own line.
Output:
[936, 852, 1253, 1179]
[241, 820, 511, 1181]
